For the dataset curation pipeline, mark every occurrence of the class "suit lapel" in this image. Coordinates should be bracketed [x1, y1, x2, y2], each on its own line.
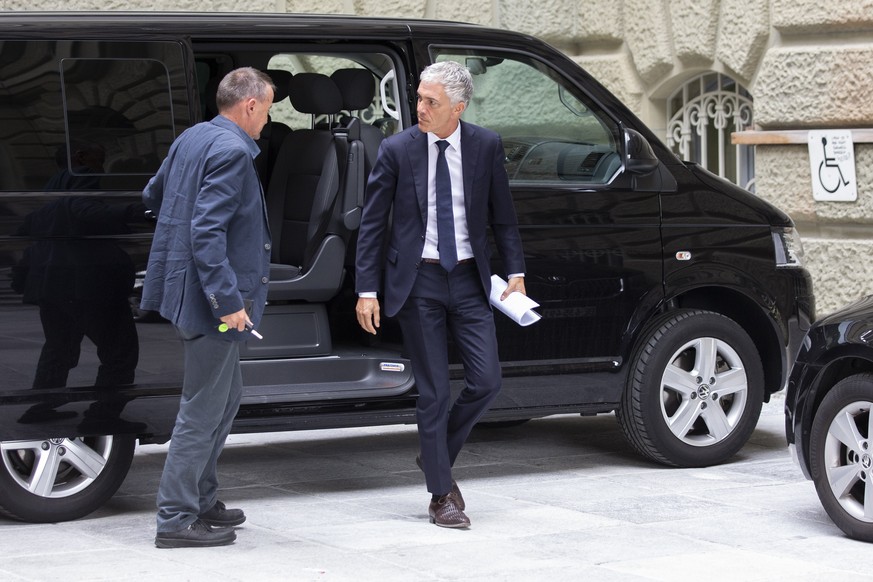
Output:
[404, 127, 429, 225]
[460, 121, 479, 216]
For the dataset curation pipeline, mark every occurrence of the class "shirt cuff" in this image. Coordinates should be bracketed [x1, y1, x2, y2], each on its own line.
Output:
[358, 292, 378, 298]
[508, 273, 525, 279]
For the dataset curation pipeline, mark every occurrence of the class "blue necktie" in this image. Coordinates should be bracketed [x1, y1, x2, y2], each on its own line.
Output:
[435, 140, 457, 272]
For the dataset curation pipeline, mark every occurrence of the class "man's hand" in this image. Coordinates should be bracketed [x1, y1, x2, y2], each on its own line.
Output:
[356, 297, 381, 335]
[220, 308, 250, 332]
[500, 276, 526, 301]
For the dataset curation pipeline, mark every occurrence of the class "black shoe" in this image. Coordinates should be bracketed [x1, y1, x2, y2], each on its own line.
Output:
[416, 455, 465, 510]
[199, 500, 246, 528]
[155, 519, 236, 548]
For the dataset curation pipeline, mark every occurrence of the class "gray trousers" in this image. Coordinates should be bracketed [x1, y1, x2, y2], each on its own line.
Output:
[156, 327, 242, 533]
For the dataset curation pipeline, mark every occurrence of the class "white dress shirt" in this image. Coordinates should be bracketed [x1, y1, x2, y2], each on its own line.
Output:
[423, 125, 473, 262]
[359, 124, 522, 298]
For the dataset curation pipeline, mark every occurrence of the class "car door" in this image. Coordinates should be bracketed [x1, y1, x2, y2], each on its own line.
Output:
[428, 46, 663, 406]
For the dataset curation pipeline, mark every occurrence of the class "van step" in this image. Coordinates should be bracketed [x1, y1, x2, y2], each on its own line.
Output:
[240, 349, 413, 404]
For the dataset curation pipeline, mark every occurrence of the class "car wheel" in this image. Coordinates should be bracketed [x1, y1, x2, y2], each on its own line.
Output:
[809, 374, 873, 542]
[0, 434, 135, 522]
[617, 309, 764, 467]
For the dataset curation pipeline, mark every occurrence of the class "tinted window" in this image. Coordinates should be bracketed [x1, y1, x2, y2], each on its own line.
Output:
[433, 49, 621, 184]
[0, 41, 189, 191]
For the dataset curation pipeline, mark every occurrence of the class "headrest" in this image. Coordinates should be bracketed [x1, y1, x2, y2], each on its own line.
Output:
[330, 69, 375, 111]
[204, 76, 220, 118]
[288, 73, 343, 115]
[264, 69, 292, 102]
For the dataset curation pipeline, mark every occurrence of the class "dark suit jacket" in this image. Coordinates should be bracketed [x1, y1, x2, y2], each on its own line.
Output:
[355, 121, 525, 317]
[140, 116, 271, 339]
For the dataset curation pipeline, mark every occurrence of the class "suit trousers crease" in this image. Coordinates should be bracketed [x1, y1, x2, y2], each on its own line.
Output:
[156, 328, 243, 533]
[398, 262, 502, 496]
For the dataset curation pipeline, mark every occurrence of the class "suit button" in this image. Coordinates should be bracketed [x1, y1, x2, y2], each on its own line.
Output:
[264, 243, 271, 251]
[261, 277, 269, 284]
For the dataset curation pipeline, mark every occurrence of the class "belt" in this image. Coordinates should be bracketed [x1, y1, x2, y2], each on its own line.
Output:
[421, 258, 475, 265]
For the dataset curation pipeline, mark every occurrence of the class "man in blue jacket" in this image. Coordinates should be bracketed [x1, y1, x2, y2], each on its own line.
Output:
[141, 67, 274, 548]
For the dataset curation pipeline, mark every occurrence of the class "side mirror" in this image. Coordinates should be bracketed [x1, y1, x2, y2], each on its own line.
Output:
[624, 128, 660, 174]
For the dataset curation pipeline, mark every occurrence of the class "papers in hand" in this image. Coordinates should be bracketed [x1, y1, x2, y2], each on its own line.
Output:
[489, 275, 542, 327]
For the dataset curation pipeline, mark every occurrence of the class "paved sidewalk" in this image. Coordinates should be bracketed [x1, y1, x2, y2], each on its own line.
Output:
[0, 395, 869, 581]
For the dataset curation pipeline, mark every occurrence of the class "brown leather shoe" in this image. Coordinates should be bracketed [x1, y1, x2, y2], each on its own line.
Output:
[428, 492, 470, 529]
[416, 455, 465, 510]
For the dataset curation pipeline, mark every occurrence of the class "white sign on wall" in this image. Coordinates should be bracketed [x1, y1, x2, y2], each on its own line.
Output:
[808, 130, 857, 202]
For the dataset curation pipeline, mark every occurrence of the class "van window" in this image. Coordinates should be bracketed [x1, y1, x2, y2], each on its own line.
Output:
[433, 49, 621, 184]
[0, 41, 188, 191]
[265, 53, 398, 135]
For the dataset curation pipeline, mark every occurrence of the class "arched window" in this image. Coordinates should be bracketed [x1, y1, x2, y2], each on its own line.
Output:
[666, 73, 755, 192]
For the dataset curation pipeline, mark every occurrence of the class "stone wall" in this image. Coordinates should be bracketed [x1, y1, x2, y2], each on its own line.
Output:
[4, 0, 873, 314]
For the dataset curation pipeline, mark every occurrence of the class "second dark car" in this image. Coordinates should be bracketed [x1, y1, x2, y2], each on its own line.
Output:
[786, 295, 873, 542]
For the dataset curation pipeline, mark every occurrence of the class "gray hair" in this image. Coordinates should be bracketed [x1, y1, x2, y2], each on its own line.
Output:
[215, 67, 275, 112]
[420, 61, 473, 106]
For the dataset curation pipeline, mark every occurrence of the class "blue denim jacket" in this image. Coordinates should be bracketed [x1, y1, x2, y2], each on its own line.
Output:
[141, 115, 271, 339]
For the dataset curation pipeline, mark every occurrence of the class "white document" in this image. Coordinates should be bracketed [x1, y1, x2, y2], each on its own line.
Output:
[489, 275, 542, 327]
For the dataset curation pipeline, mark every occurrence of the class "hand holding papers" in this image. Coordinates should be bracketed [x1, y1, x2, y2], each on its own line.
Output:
[490, 275, 542, 326]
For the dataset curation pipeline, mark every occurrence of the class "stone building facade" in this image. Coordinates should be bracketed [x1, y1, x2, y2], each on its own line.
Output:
[5, 0, 872, 314]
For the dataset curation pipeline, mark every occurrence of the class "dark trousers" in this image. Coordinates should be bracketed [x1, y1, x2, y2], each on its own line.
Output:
[156, 327, 242, 533]
[397, 262, 501, 495]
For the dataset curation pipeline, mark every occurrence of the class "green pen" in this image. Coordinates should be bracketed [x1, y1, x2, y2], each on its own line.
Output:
[218, 322, 263, 339]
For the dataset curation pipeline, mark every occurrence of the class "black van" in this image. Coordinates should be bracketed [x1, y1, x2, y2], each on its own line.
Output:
[0, 12, 814, 522]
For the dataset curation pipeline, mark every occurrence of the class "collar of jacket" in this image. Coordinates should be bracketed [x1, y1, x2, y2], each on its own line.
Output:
[211, 115, 262, 159]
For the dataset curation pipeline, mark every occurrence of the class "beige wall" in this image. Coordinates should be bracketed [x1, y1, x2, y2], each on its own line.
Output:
[5, 0, 872, 315]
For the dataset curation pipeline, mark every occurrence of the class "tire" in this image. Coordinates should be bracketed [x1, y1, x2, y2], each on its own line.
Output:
[616, 309, 764, 467]
[809, 374, 873, 542]
[0, 434, 135, 523]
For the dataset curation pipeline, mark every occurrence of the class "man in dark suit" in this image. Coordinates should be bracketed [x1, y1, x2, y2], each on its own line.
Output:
[355, 61, 526, 528]
[141, 68, 274, 548]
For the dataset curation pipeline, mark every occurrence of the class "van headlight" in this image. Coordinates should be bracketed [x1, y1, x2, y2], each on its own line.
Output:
[772, 227, 804, 268]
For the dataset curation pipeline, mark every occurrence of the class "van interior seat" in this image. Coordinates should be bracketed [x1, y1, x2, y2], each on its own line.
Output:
[203, 75, 220, 119]
[265, 72, 363, 302]
[330, 68, 384, 174]
[329, 68, 383, 268]
[255, 69, 293, 187]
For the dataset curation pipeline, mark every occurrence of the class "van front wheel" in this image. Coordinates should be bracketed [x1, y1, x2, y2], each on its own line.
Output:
[0, 434, 135, 522]
[617, 309, 764, 467]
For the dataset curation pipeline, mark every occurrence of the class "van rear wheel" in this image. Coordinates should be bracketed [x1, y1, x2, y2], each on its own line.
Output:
[0, 434, 135, 522]
[617, 309, 764, 467]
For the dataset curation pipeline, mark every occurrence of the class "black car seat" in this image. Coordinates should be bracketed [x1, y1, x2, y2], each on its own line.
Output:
[255, 69, 293, 188]
[330, 68, 384, 176]
[203, 75, 220, 120]
[330, 68, 384, 269]
[265, 73, 363, 302]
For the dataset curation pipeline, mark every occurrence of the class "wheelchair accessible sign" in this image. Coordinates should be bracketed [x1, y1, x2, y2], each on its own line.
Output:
[808, 130, 857, 202]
